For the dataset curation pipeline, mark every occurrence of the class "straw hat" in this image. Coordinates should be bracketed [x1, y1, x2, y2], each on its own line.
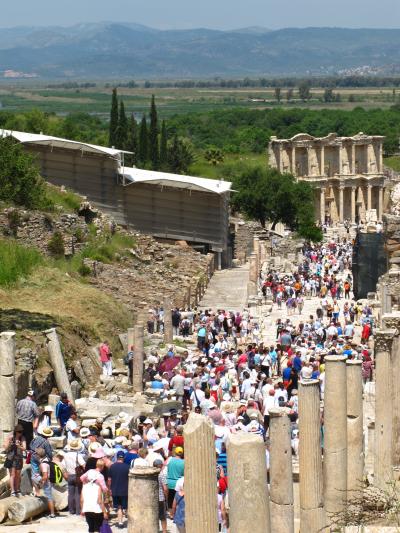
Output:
[69, 439, 83, 451]
[39, 427, 54, 438]
[44, 405, 54, 413]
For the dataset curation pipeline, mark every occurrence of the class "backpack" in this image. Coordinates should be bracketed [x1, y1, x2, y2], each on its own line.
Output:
[49, 461, 64, 484]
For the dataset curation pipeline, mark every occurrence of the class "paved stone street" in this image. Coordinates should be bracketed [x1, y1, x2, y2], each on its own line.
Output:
[199, 264, 249, 311]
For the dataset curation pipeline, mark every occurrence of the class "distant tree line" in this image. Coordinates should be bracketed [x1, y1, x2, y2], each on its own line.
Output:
[114, 76, 400, 89]
[108, 89, 194, 173]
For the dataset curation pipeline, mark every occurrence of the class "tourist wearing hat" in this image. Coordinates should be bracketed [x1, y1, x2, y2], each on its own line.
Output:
[15, 390, 39, 448]
[3, 424, 26, 496]
[143, 418, 159, 445]
[166, 447, 184, 512]
[30, 426, 54, 495]
[109, 450, 130, 528]
[64, 439, 86, 515]
[36, 405, 54, 437]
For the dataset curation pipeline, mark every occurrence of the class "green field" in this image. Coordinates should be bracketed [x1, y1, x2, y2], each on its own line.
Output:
[0, 85, 399, 118]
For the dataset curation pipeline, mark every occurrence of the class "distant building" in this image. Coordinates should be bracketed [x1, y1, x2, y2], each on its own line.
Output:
[268, 132, 387, 225]
[1, 130, 232, 267]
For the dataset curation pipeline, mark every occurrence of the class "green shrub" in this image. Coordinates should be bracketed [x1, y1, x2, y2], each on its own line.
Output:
[0, 137, 53, 210]
[48, 231, 65, 258]
[7, 210, 21, 237]
[0, 239, 43, 286]
[77, 261, 92, 277]
[45, 185, 81, 212]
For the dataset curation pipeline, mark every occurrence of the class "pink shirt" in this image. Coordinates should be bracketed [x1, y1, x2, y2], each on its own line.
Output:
[99, 343, 111, 363]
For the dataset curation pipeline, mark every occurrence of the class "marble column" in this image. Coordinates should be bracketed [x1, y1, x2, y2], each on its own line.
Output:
[307, 147, 312, 176]
[291, 146, 296, 175]
[127, 328, 134, 352]
[184, 414, 218, 533]
[378, 186, 384, 221]
[374, 329, 396, 489]
[44, 328, 73, 399]
[323, 355, 347, 515]
[346, 360, 364, 492]
[227, 432, 271, 533]
[390, 333, 400, 468]
[128, 466, 160, 533]
[249, 253, 258, 284]
[351, 186, 356, 223]
[132, 324, 144, 392]
[163, 297, 173, 344]
[351, 144, 356, 174]
[320, 188, 325, 224]
[0, 331, 16, 444]
[379, 143, 383, 172]
[299, 379, 325, 533]
[269, 408, 294, 533]
[320, 145, 325, 175]
[339, 186, 344, 223]
[367, 184, 372, 211]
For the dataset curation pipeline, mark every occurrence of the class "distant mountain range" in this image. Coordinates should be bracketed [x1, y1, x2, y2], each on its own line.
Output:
[1, 23, 400, 79]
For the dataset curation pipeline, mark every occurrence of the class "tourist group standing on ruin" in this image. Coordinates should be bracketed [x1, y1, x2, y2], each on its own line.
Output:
[2, 235, 376, 532]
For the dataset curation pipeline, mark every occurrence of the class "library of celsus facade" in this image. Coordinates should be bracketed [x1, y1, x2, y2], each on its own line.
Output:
[268, 132, 387, 224]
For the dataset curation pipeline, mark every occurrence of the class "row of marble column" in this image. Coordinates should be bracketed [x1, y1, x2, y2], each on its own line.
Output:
[319, 183, 384, 224]
[277, 143, 383, 177]
[126, 358, 364, 533]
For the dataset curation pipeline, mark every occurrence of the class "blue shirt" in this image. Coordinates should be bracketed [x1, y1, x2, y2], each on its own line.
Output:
[283, 367, 292, 381]
[293, 356, 302, 373]
[151, 381, 164, 389]
[55, 401, 72, 428]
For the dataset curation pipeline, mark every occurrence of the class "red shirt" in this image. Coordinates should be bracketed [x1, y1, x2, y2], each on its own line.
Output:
[99, 343, 111, 363]
[237, 354, 248, 366]
[168, 435, 184, 452]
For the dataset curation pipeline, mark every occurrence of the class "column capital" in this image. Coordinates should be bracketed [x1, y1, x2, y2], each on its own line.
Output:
[374, 329, 397, 351]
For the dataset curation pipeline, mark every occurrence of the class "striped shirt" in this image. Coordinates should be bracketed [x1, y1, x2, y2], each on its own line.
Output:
[158, 468, 167, 501]
[16, 398, 39, 422]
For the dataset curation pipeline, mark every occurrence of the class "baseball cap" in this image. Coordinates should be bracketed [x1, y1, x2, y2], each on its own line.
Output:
[116, 450, 125, 459]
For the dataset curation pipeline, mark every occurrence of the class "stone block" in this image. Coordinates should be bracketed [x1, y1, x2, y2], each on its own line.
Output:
[49, 436, 66, 449]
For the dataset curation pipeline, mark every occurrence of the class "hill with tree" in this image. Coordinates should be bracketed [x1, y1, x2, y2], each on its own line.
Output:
[2, 24, 400, 78]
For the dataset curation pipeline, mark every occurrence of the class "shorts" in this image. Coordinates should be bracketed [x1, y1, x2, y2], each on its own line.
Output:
[159, 500, 167, 521]
[42, 481, 53, 501]
[112, 495, 128, 510]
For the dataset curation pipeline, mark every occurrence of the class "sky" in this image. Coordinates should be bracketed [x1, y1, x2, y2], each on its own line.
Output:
[1, 0, 399, 30]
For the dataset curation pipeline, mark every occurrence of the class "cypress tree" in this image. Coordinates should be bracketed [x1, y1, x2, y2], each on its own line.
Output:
[159, 120, 168, 169]
[116, 100, 128, 149]
[138, 114, 148, 165]
[109, 88, 119, 147]
[126, 113, 138, 166]
[149, 95, 159, 170]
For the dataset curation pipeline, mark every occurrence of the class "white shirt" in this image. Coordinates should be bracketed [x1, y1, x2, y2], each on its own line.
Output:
[190, 388, 205, 408]
[65, 418, 79, 442]
[263, 395, 276, 416]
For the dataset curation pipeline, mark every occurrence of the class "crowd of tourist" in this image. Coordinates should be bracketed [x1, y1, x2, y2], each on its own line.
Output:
[2, 237, 375, 532]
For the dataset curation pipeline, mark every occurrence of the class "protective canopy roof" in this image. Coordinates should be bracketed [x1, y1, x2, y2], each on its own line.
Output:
[0, 129, 131, 157]
[122, 167, 232, 195]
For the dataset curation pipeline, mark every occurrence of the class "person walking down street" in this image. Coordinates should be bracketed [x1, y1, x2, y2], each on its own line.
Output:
[172, 482, 186, 533]
[32, 447, 56, 519]
[64, 438, 86, 516]
[15, 389, 39, 448]
[3, 424, 26, 496]
[81, 469, 108, 533]
[108, 450, 130, 528]
[99, 340, 113, 377]
[166, 447, 185, 511]
[30, 426, 54, 496]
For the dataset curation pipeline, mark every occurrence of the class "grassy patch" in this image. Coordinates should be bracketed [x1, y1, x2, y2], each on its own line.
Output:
[0, 266, 132, 342]
[80, 231, 136, 263]
[384, 156, 400, 172]
[189, 151, 266, 179]
[45, 184, 82, 212]
[0, 239, 43, 286]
